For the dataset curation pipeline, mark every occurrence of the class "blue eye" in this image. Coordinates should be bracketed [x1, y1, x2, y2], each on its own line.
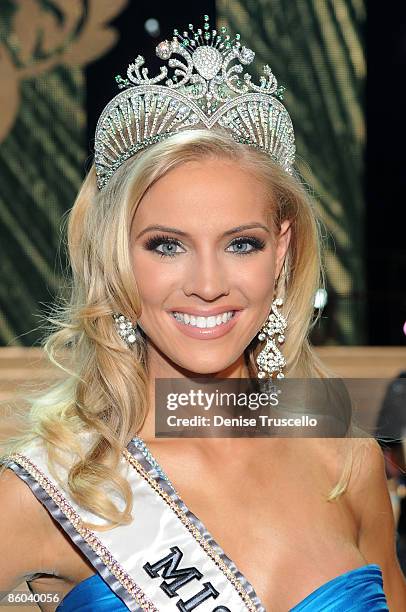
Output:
[144, 235, 184, 258]
[227, 237, 266, 255]
[155, 241, 183, 257]
[143, 234, 266, 258]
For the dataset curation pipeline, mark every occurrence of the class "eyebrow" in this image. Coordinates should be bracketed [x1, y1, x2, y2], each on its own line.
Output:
[134, 223, 271, 240]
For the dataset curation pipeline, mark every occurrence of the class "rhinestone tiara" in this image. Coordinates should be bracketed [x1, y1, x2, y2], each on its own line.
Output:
[94, 15, 296, 190]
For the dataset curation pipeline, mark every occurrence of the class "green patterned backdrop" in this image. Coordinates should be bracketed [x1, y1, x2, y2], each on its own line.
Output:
[0, 0, 365, 346]
[0, 66, 84, 346]
[218, 0, 366, 344]
[0, 0, 128, 346]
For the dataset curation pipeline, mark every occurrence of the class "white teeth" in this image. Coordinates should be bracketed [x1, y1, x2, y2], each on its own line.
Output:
[172, 311, 235, 328]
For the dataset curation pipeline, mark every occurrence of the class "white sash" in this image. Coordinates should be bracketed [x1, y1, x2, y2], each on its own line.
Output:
[5, 437, 265, 612]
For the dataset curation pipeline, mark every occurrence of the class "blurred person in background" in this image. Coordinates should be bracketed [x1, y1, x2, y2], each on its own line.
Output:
[378, 372, 406, 574]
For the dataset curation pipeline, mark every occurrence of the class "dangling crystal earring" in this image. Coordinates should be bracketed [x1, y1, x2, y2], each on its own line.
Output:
[113, 313, 139, 347]
[256, 298, 287, 379]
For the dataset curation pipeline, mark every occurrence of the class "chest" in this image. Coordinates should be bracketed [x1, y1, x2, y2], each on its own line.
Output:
[33, 441, 366, 611]
[151, 443, 366, 610]
[192, 495, 364, 610]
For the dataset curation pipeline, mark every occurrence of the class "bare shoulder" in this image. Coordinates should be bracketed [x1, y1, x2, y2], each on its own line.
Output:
[296, 436, 354, 482]
[345, 437, 393, 504]
[0, 466, 50, 530]
[0, 467, 50, 590]
[345, 438, 406, 610]
[306, 438, 406, 608]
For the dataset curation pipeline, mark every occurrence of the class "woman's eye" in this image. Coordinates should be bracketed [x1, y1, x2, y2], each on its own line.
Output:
[143, 235, 265, 258]
[228, 241, 253, 254]
[226, 237, 265, 255]
[156, 242, 184, 257]
[144, 235, 185, 258]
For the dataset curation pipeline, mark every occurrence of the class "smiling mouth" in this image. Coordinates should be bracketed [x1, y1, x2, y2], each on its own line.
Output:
[170, 310, 236, 329]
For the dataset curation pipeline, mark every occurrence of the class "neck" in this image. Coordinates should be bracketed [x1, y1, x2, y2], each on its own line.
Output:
[138, 342, 250, 441]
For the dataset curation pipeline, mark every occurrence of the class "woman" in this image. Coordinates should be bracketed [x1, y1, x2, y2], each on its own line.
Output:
[0, 16, 404, 612]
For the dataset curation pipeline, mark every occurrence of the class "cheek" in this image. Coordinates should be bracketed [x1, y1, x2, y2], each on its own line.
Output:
[237, 259, 276, 299]
[132, 251, 177, 307]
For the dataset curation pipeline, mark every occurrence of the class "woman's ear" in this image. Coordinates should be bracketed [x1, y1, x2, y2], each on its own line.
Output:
[275, 219, 292, 279]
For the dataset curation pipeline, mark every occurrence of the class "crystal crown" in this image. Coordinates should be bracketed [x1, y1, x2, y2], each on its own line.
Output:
[94, 15, 296, 190]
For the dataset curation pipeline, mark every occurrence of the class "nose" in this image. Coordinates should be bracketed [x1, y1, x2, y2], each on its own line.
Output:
[182, 248, 230, 301]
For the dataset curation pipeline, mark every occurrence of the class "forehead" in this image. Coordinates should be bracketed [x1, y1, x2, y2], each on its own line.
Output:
[132, 158, 271, 231]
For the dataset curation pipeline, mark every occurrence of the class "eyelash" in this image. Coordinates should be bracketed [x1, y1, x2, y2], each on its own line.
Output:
[143, 234, 266, 258]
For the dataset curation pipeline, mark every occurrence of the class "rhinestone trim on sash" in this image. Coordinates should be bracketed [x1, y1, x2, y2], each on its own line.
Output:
[131, 436, 175, 489]
[123, 448, 257, 612]
[7, 453, 157, 611]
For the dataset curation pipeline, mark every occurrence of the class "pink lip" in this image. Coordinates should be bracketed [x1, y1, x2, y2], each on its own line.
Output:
[168, 310, 242, 340]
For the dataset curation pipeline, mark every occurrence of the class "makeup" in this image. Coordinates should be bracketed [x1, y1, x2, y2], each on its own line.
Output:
[167, 309, 243, 340]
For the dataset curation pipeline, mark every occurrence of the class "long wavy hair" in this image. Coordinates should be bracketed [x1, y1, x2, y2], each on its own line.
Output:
[1, 129, 357, 530]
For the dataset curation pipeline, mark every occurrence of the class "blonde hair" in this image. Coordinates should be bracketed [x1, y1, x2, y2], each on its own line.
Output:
[1, 129, 356, 529]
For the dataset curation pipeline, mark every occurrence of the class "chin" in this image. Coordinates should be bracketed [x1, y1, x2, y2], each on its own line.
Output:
[171, 355, 243, 377]
[178, 363, 228, 376]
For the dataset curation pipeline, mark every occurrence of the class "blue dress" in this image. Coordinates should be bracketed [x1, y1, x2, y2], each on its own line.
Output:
[56, 563, 388, 610]
[55, 439, 389, 611]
